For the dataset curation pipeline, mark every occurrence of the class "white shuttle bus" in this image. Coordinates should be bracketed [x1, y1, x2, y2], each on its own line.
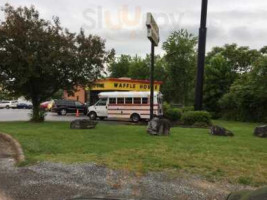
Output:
[87, 91, 163, 122]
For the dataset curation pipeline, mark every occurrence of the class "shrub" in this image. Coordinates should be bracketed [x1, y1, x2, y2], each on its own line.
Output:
[181, 111, 211, 126]
[163, 102, 182, 121]
[181, 106, 194, 113]
[163, 102, 171, 112]
[164, 108, 182, 121]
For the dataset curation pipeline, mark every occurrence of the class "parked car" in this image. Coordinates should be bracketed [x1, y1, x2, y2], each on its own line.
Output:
[40, 101, 53, 111]
[0, 100, 18, 109]
[17, 102, 33, 109]
[51, 99, 87, 115]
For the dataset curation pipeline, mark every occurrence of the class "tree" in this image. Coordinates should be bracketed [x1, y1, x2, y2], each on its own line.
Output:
[0, 86, 13, 100]
[51, 89, 64, 100]
[108, 54, 166, 82]
[108, 55, 131, 78]
[203, 54, 237, 117]
[260, 46, 267, 55]
[0, 4, 114, 122]
[162, 29, 197, 105]
[204, 44, 262, 117]
[154, 57, 167, 82]
[206, 44, 262, 73]
[128, 56, 150, 80]
[219, 56, 267, 122]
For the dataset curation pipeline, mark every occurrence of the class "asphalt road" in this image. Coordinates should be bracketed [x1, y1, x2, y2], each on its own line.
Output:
[0, 109, 140, 125]
[0, 108, 91, 122]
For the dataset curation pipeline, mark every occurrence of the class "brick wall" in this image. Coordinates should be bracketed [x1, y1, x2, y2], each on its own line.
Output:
[63, 87, 86, 103]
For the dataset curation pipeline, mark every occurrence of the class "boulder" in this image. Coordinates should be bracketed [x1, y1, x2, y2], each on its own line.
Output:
[226, 187, 267, 200]
[210, 125, 234, 136]
[254, 125, 267, 138]
[147, 117, 171, 136]
[70, 119, 97, 129]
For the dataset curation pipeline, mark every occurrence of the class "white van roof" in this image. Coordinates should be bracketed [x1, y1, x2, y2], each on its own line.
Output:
[98, 91, 161, 98]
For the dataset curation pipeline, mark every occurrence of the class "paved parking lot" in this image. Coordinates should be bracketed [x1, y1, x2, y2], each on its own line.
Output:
[0, 109, 137, 125]
[0, 109, 88, 122]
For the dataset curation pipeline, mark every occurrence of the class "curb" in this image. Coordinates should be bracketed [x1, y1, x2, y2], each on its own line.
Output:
[0, 133, 25, 163]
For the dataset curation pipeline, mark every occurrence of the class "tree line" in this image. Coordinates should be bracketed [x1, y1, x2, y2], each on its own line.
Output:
[109, 29, 197, 106]
[109, 34, 267, 122]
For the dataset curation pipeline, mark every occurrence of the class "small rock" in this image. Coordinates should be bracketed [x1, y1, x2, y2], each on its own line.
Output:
[70, 119, 97, 129]
[210, 125, 234, 137]
[254, 125, 267, 138]
[226, 187, 267, 200]
[147, 117, 171, 136]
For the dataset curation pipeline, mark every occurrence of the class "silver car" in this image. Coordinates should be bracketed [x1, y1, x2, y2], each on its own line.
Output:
[0, 100, 18, 109]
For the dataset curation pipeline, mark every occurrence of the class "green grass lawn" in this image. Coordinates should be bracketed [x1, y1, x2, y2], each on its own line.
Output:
[0, 120, 266, 186]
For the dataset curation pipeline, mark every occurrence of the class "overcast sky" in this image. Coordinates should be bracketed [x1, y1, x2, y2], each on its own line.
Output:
[1, 0, 267, 56]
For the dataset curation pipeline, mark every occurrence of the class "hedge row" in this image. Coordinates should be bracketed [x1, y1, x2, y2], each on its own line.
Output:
[163, 102, 211, 126]
[181, 111, 211, 126]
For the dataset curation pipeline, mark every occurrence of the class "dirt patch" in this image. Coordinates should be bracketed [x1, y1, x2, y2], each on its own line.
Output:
[0, 190, 10, 200]
[0, 133, 24, 163]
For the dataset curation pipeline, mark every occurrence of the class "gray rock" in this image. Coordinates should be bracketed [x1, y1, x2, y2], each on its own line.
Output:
[226, 187, 267, 200]
[147, 117, 171, 136]
[254, 125, 267, 138]
[210, 125, 234, 137]
[70, 119, 97, 129]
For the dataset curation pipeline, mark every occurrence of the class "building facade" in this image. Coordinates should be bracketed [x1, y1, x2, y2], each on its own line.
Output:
[63, 78, 162, 105]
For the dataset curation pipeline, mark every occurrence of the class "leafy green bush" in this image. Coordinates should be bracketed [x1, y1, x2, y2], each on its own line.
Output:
[163, 102, 182, 121]
[181, 111, 211, 126]
[163, 102, 171, 112]
[181, 106, 194, 113]
[165, 108, 182, 121]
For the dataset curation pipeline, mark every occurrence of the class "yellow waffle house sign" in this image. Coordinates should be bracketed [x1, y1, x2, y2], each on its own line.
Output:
[88, 78, 162, 91]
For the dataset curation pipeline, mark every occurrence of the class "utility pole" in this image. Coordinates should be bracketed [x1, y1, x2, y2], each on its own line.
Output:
[195, 0, 208, 110]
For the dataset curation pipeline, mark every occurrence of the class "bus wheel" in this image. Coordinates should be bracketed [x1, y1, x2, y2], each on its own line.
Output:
[131, 114, 140, 123]
[89, 112, 97, 120]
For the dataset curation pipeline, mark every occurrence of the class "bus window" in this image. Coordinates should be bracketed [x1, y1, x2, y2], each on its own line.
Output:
[109, 98, 116, 104]
[142, 97, 148, 104]
[134, 98, 141, 104]
[125, 98, 133, 104]
[117, 98, 124, 104]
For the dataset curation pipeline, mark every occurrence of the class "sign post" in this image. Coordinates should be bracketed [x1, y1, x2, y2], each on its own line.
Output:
[146, 13, 159, 120]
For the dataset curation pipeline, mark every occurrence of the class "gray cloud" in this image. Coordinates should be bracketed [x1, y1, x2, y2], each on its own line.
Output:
[1, 0, 267, 56]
